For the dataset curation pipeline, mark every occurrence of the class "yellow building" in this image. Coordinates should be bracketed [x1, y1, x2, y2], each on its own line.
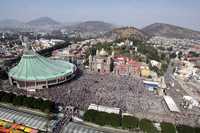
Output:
[140, 66, 150, 77]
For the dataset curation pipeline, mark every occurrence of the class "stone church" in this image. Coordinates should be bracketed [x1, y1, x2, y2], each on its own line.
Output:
[89, 48, 113, 74]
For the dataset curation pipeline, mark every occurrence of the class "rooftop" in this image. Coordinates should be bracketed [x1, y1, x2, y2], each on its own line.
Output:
[9, 50, 75, 81]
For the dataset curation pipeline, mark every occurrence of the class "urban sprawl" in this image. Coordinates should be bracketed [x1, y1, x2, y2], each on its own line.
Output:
[0, 31, 200, 133]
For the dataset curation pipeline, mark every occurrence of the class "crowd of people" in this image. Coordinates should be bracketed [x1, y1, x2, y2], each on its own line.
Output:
[0, 71, 164, 114]
[1, 70, 200, 128]
[53, 110, 73, 133]
[32, 72, 151, 113]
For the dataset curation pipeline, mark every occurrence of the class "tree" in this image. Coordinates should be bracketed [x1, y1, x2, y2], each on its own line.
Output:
[22, 96, 30, 107]
[195, 127, 200, 133]
[83, 109, 97, 122]
[95, 112, 106, 126]
[161, 122, 176, 133]
[176, 125, 195, 133]
[107, 113, 121, 127]
[1, 92, 14, 103]
[0, 91, 57, 113]
[0, 91, 3, 101]
[83, 110, 120, 128]
[28, 97, 35, 108]
[139, 119, 159, 133]
[42, 100, 51, 113]
[178, 51, 183, 59]
[189, 51, 200, 57]
[122, 115, 139, 129]
[161, 63, 168, 74]
[13, 95, 23, 106]
[161, 53, 166, 60]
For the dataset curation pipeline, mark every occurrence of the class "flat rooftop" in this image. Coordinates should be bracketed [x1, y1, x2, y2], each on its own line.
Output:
[163, 96, 180, 112]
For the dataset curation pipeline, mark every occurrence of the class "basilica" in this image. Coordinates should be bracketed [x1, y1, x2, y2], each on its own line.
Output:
[89, 48, 114, 74]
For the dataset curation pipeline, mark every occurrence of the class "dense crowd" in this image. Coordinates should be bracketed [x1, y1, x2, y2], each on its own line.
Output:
[0, 70, 156, 114]
[32, 72, 152, 113]
[53, 111, 73, 133]
[1, 71, 200, 127]
[0, 72, 166, 114]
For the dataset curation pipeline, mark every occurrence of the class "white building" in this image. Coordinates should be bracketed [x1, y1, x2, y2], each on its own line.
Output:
[88, 104, 121, 115]
[150, 60, 161, 69]
[163, 96, 180, 112]
[183, 96, 199, 109]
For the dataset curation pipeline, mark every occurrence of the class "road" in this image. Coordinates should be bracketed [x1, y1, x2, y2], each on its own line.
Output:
[164, 61, 187, 106]
[164, 60, 200, 126]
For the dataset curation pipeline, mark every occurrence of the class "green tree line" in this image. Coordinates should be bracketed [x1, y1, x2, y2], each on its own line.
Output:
[83, 109, 200, 133]
[0, 91, 57, 113]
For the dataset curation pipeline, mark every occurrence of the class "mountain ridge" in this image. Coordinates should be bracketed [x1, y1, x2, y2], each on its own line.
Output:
[26, 17, 60, 26]
[142, 23, 200, 40]
[105, 26, 149, 41]
[0, 18, 200, 40]
[64, 21, 115, 33]
[0, 19, 26, 28]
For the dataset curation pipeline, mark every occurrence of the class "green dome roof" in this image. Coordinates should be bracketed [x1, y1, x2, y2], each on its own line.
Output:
[8, 50, 75, 81]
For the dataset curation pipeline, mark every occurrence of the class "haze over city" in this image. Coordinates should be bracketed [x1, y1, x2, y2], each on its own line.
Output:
[0, 0, 200, 30]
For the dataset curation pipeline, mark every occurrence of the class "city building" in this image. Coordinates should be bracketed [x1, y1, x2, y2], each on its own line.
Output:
[88, 104, 121, 115]
[89, 48, 113, 74]
[175, 61, 198, 79]
[143, 80, 159, 91]
[113, 56, 141, 76]
[140, 66, 151, 77]
[163, 96, 180, 113]
[8, 42, 76, 91]
[150, 60, 162, 69]
[183, 96, 199, 109]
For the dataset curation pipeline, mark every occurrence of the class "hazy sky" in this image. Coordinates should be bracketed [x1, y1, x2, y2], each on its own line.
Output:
[0, 0, 200, 30]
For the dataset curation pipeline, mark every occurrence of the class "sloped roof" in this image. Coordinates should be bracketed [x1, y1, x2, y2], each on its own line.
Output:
[63, 122, 104, 133]
[8, 50, 75, 81]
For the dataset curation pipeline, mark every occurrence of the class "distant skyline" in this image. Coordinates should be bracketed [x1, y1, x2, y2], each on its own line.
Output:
[0, 0, 200, 30]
